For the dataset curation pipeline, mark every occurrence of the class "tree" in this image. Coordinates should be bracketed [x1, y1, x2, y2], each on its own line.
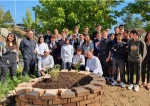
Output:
[2, 10, 13, 23]
[33, 0, 123, 33]
[122, 13, 143, 30]
[122, 1, 150, 31]
[0, 6, 4, 25]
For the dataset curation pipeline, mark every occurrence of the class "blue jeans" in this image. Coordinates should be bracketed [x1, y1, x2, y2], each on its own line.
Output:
[113, 58, 125, 82]
[62, 61, 72, 71]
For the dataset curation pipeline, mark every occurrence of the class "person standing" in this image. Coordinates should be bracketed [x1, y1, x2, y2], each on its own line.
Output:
[61, 37, 74, 71]
[141, 32, 150, 90]
[127, 30, 147, 92]
[19, 30, 36, 76]
[0, 33, 18, 83]
[92, 25, 102, 40]
[44, 30, 51, 43]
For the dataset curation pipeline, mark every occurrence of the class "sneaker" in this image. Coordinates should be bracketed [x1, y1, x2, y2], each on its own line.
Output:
[134, 85, 139, 92]
[110, 77, 114, 82]
[112, 81, 117, 86]
[127, 84, 133, 90]
[120, 82, 125, 88]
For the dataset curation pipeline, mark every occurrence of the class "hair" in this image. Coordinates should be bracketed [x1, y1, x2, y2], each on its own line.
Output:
[65, 37, 70, 44]
[84, 26, 89, 29]
[74, 26, 79, 30]
[144, 32, 150, 42]
[109, 33, 115, 36]
[82, 35, 91, 45]
[77, 48, 82, 52]
[116, 33, 123, 36]
[6, 33, 18, 49]
[114, 26, 119, 30]
[27, 30, 34, 33]
[97, 24, 101, 27]
[130, 30, 138, 36]
[119, 24, 124, 28]
[37, 36, 44, 44]
[124, 30, 129, 34]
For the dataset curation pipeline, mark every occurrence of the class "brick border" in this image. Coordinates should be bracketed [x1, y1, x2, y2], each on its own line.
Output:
[9, 71, 106, 106]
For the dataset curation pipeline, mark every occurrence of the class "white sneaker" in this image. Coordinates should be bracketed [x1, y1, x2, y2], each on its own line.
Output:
[120, 82, 125, 88]
[127, 84, 133, 90]
[112, 81, 117, 86]
[134, 85, 139, 92]
[111, 77, 114, 82]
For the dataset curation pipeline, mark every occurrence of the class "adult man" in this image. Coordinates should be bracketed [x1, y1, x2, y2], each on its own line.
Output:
[44, 30, 51, 43]
[38, 49, 54, 77]
[19, 30, 36, 76]
[92, 25, 102, 40]
[86, 51, 103, 76]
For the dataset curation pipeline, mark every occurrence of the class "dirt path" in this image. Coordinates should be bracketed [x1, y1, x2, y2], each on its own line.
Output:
[102, 84, 150, 106]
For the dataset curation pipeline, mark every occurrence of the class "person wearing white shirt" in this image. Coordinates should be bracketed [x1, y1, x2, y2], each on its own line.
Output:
[61, 37, 74, 71]
[38, 49, 54, 77]
[86, 51, 103, 76]
[72, 48, 85, 70]
[36, 36, 49, 60]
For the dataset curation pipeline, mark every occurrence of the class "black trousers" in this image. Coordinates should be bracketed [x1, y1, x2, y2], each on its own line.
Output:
[99, 53, 109, 77]
[22, 59, 36, 76]
[128, 61, 142, 85]
[124, 56, 130, 83]
[1, 63, 17, 84]
[142, 60, 150, 83]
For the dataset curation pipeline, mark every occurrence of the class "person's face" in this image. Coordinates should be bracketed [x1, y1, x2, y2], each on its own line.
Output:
[147, 32, 150, 40]
[97, 26, 101, 32]
[77, 50, 82, 55]
[40, 37, 44, 43]
[65, 29, 69, 34]
[8, 34, 14, 42]
[74, 28, 79, 33]
[51, 37, 56, 42]
[57, 34, 61, 40]
[96, 34, 101, 40]
[72, 34, 77, 39]
[44, 51, 49, 57]
[117, 34, 123, 41]
[85, 36, 90, 41]
[124, 31, 129, 38]
[109, 35, 115, 41]
[84, 28, 89, 33]
[114, 28, 119, 34]
[119, 27, 124, 34]
[28, 31, 34, 39]
[47, 31, 51, 35]
[61, 32, 66, 38]
[87, 51, 92, 58]
[65, 40, 70, 44]
[102, 31, 107, 39]
[54, 29, 58, 34]
[130, 33, 134, 39]
[80, 35, 84, 40]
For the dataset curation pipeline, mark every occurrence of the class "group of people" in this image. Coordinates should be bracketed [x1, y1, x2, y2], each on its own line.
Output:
[0, 24, 150, 92]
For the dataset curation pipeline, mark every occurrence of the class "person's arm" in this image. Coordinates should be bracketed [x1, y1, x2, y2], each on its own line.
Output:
[71, 45, 74, 56]
[72, 55, 77, 65]
[89, 41, 94, 52]
[38, 59, 42, 71]
[85, 59, 90, 71]
[35, 44, 40, 55]
[141, 41, 147, 60]
[93, 58, 103, 76]
[47, 56, 54, 68]
[60, 46, 64, 59]
[19, 40, 24, 54]
[80, 55, 85, 65]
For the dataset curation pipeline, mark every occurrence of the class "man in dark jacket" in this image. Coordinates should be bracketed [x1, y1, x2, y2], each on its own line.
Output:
[19, 30, 36, 76]
[44, 30, 51, 43]
[127, 30, 147, 92]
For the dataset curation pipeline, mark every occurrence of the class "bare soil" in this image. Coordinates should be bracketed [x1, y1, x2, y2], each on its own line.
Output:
[32, 72, 93, 89]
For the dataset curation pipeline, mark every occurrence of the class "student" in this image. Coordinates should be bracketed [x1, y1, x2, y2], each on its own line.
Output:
[83, 26, 91, 37]
[36, 36, 49, 60]
[93, 33, 102, 57]
[72, 48, 85, 71]
[127, 30, 147, 92]
[71, 34, 79, 54]
[44, 30, 52, 43]
[73, 26, 80, 40]
[61, 37, 74, 71]
[78, 34, 84, 47]
[85, 51, 103, 76]
[92, 25, 102, 40]
[38, 49, 54, 77]
[82, 34, 94, 61]
[19, 30, 36, 76]
[109, 33, 126, 87]
[0, 33, 18, 83]
[141, 32, 150, 90]
[48, 35, 58, 64]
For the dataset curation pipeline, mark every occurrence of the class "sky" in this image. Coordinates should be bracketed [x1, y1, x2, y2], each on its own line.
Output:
[0, 0, 136, 33]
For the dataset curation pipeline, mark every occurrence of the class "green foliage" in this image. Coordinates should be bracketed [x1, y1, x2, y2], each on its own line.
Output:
[122, 1, 150, 31]
[74, 62, 80, 74]
[0, 6, 4, 25]
[2, 10, 13, 23]
[33, 0, 124, 33]
[122, 13, 143, 30]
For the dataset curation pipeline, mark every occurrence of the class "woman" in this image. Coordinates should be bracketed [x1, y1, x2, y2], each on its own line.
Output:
[0, 33, 18, 84]
[61, 37, 74, 71]
[36, 36, 49, 60]
[82, 34, 94, 62]
[141, 32, 150, 90]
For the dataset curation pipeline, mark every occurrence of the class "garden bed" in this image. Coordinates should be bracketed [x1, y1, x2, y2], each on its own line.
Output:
[9, 70, 106, 106]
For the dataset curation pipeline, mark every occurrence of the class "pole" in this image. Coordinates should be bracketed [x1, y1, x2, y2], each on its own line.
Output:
[14, 0, 16, 28]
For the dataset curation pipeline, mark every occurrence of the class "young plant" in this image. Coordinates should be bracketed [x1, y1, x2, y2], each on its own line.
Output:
[74, 61, 80, 74]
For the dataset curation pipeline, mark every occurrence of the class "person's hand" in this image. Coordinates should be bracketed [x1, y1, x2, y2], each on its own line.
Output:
[83, 54, 87, 57]
[106, 57, 110, 62]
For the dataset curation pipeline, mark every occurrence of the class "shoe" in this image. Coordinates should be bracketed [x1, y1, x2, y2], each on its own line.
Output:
[140, 83, 145, 88]
[112, 81, 117, 86]
[120, 82, 125, 88]
[134, 85, 139, 92]
[127, 84, 133, 90]
[146, 84, 150, 90]
[110, 77, 114, 82]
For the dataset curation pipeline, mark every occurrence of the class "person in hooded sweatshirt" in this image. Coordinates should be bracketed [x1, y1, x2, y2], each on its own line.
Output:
[127, 30, 147, 92]
[61, 37, 74, 71]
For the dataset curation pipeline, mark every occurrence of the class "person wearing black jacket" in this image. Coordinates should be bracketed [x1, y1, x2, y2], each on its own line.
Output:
[19, 30, 36, 76]
[0, 33, 18, 83]
[70, 34, 79, 54]
[127, 30, 147, 92]
[48, 35, 58, 64]
[99, 30, 109, 78]
[110, 33, 126, 88]
[141, 32, 150, 90]
[93, 33, 102, 57]
[92, 25, 101, 40]
[44, 30, 51, 43]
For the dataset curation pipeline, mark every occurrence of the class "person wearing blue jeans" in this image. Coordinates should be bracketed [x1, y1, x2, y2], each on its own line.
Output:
[61, 37, 74, 71]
